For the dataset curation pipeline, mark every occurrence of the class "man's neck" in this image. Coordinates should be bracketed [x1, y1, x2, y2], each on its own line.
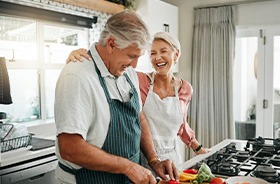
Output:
[95, 44, 110, 69]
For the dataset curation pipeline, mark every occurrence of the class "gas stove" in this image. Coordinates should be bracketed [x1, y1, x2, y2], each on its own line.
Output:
[178, 137, 280, 184]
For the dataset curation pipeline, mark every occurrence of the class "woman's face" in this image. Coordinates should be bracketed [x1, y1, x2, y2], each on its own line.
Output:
[150, 39, 178, 75]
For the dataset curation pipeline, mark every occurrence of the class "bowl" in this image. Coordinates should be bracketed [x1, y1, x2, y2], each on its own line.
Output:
[226, 176, 268, 184]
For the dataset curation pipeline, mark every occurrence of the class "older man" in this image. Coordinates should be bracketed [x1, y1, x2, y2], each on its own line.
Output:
[54, 10, 178, 184]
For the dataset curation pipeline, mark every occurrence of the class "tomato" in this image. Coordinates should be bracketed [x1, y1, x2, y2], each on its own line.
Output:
[209, 177, 224, 184]
[183, 168, 199, 174]
[168, 180, 179, 184]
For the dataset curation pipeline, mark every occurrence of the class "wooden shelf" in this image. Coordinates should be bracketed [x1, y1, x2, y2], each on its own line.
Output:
[53, 0, 125, 14]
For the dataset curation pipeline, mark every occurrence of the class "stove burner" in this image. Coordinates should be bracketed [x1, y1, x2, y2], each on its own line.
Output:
[235, 151, 250, 162]
[225, 143, 237, 153]
[270, 158, 280, 166]
[248, 136, 265, 145]
[198, 137, 280, 183]
[251, 165, 279, 183]
[218, 162, 239, 176]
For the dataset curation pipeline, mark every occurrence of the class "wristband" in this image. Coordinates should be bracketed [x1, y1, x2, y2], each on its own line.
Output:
[148, 156, 160, 164]
[193, 144, 202, 152]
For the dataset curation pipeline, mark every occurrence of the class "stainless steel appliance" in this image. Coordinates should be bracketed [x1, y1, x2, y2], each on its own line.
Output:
[179, 137, 280, 184]
[0, 153, 57, 184]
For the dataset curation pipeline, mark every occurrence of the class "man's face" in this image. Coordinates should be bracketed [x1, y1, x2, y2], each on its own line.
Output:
[107, 39, 142, 77]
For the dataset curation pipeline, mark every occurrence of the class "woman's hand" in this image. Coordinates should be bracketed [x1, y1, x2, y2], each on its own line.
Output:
[66, 48, 91, 63]
[196, 147, 210, 155]
[149, 159, 179, 182]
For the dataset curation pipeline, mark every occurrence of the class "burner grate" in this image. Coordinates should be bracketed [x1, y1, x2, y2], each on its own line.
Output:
[195, 137, 280, 183]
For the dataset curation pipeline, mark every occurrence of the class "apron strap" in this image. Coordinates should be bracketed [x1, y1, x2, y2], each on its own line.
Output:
[87, 51, 111, 101]
[88, 50, 135, 100]
[58, 162, 76, 175]
[149, 72, 179, 97]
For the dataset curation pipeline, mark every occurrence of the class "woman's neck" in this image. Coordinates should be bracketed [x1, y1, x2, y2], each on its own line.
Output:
[153, 72, 174, 86]
[152, 72, 175, 99]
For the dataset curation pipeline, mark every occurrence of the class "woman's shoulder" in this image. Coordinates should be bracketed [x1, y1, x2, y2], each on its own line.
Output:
[177, 78, 193, 102]
[174, 77, 192, 93]
[181, 79, 193, 92]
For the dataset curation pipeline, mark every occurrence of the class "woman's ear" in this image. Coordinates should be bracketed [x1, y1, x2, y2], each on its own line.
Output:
[174, 49, 180, 62]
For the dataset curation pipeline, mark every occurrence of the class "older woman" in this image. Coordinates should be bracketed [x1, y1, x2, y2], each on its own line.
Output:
[66, 32, 207, 168]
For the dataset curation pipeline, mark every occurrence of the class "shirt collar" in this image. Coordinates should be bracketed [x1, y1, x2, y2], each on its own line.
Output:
[89, 43, 116, 79]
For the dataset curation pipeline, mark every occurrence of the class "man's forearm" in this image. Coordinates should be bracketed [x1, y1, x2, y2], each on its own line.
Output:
[58, 133, 132, 174]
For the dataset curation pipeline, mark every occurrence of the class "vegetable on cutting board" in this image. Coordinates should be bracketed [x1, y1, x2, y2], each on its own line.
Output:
[183, 169, 199, 174]
[179, 163, 215, 184]
[209, 177, 225, 184]
[168, 180, 180, 184]
[179, 172, 198, 181]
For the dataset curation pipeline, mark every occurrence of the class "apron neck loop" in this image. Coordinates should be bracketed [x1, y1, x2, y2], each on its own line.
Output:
[150, 72, 178, 97]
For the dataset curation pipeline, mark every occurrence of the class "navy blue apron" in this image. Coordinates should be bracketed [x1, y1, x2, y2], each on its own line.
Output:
[59, 51, 141, 184]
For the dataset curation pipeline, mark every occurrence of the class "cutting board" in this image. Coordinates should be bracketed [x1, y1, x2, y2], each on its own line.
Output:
[158, 181, 209, 184]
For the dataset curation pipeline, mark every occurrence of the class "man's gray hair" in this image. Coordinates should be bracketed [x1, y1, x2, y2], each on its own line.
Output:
[99, 10, 151, 53]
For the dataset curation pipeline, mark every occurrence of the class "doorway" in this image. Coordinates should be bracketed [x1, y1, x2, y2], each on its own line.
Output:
[234, 26, 280, 139]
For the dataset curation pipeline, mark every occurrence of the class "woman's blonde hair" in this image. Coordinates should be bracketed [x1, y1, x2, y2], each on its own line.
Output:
[99, 10, 151, 54]
[153, 32, 181, 60]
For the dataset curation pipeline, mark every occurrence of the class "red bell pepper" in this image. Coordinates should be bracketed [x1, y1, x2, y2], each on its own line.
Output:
[183, 168, 199, 174]
[168, 180, 179, 184]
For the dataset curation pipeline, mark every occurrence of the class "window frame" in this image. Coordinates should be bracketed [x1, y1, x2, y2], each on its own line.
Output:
[3, 15, 90, 123]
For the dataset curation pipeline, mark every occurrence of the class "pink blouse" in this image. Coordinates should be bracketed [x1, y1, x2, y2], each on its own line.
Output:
[137, 72, 195, 147]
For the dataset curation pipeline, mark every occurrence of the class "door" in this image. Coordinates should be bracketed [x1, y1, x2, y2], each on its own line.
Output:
[264, 28, 280, 138]
[234, 27, 280, 139]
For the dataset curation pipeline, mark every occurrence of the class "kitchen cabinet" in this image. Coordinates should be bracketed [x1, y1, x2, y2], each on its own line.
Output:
[0, 153, 57, 184]
[136, 0, 179, 73]
[0, 123, 57, 184]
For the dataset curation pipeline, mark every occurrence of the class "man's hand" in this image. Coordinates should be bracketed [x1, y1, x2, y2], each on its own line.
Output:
[149, 159, 179, 182]
[124, 162, 157, 184]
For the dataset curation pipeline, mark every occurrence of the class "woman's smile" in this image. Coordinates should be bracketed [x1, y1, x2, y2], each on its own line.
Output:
[156, 62, 168, 67]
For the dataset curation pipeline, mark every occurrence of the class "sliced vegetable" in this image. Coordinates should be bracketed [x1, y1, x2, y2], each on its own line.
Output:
[183, 168, 199, 174]
[168, 180, 179, 184]
[179, 172, 198, 181]
[209, 177, 225, 184]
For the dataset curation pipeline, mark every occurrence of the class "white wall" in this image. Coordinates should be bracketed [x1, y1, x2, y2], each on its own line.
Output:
[237, 1, 280, 27]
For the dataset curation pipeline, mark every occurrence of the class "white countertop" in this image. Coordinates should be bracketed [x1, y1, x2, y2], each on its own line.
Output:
[177, 139, 247, 171]
[0, 122, 57, 167]
[1, 146, 55, 167]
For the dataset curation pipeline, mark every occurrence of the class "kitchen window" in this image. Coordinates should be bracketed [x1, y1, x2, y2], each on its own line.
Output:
[0, 15, 90, 123]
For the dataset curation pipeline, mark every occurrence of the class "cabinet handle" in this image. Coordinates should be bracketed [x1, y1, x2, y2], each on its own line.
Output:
[29, 173, 45, 182]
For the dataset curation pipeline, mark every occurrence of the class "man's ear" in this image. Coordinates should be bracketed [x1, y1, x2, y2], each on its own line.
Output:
[106, 37, 116, 54]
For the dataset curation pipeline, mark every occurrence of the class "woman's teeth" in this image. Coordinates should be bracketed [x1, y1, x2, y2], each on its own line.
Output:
[156, 62, 167, 67]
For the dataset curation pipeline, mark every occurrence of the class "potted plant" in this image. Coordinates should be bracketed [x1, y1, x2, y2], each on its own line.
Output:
[107, 0, 135, 9]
